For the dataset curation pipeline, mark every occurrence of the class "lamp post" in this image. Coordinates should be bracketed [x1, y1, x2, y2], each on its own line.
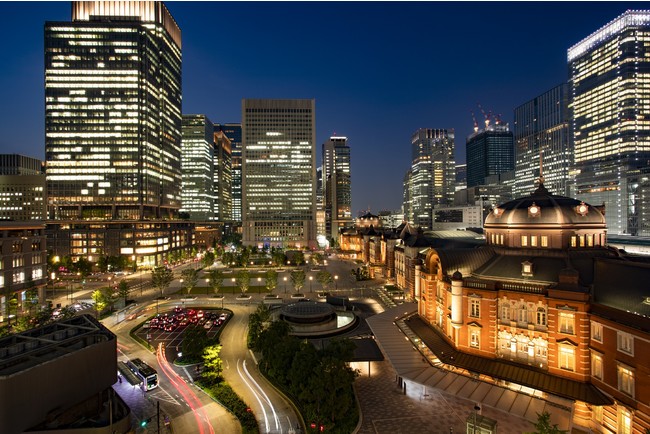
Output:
[283, 276, 287, 294]
[206, 278, 210, 296]
[257, 277, 261, 294]
[309, 275, 313, 293]
[335, 275, 338, 291]
[231, 277, 235, 294]
[180, 279, 184, 296]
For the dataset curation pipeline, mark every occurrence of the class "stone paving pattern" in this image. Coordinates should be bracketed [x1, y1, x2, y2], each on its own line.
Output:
[355, 358, 535, 434]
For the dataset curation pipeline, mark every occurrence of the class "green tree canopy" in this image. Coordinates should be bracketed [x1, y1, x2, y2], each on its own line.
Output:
[202, 344, 224, 385]
[208, 269, 225, 296]
[117, 280, 130, 305]
[151, 266, 174, 298]
[316, 270, 333, 290]
[180, 268, 199, 295]
[236, 269, 251, 294]
[290, 269, 306, 293]
[91, 289, 107, 318]
[265, 269, 278, 294]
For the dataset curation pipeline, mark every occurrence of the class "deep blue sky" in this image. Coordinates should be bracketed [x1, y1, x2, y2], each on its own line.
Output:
[0, 2, 636, 214]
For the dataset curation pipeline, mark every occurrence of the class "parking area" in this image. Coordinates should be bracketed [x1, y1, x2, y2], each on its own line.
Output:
[135, 307, 231, 352]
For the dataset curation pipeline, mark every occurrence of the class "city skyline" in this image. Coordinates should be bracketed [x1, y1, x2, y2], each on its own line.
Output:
[0, 1, 633, 214]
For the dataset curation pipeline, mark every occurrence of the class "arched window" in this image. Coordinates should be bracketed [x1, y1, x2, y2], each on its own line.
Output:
[536, 307, 546, 326]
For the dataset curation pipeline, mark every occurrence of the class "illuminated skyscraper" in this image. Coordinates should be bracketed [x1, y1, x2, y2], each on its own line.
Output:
[403, 129, 455, 229]
[466, 123, 514, 188]
[514, 84, 571, 197]
[241, 99, 316, 248]
[322, 136, 352, 240]
[214, 130, 233, 222]
[45, 1, 182, 220]
[568, 10, 650, 235]
[215, 123, 242, 223]
[181, 115, 215, 221]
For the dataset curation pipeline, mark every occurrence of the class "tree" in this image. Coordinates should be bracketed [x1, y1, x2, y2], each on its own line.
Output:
[182, 325, 209, 362]
[151, 266, 174, 298]
[310, 253, 323, 265]
[236, 269, 250, 295]
[272, 250, 287, 267]
[117, 280, 130, 305]
[265, 269, 278, 294]
[101, 286, 117, 312]
[91, 289, 107, 318]
[290, 269, 306, 293]
[292, 251, 305, 266]
[239, 247, 251, 267]
[208, 269, 225, 297]
[180, 268, 199, 296]
[202, 344, 224, 385]
[202, 251, 215, 268]
[74, 257, 93, 277]
[525, 411, 566, 434]
[96, 255, 109, 273]
[316, 270, 333, 290]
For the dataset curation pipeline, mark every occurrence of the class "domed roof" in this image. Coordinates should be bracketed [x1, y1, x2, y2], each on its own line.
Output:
[484, 183, 606, 229]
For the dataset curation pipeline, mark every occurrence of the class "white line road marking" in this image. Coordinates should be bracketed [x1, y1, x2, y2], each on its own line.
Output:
[237, 358, 270, 432]
[243, 359, 281, 433]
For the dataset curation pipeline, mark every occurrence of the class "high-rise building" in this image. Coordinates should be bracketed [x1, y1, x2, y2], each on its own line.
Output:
[0, 155, 46, 221]
[568, 10, 650, 235]
[45, 1, 182, 220]
[215, 123, 242, 224]
[514, 84, 572, 197]
[322, 136, 352, 240]
[455, 164, 467, 192]
[44, 2, 193, 266]
[466, 123, 514, 188]
[181, 115, 216, 221]
[241, 99, 316, 248]
[214, 130, 233, 222]
[315, 166, 326, 239]
[403, 129, 455, 229]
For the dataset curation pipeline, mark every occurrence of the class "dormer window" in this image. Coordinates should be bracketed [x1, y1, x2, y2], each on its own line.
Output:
[522, 261, 533, 277]
[528, 202, 540, 218]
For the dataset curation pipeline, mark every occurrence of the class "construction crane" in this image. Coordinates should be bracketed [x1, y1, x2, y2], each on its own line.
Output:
[470, 111, 479, 133]
[477, 103, 491, 128]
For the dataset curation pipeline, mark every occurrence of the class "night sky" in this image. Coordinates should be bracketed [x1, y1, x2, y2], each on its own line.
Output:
[0, 2, 635, 214]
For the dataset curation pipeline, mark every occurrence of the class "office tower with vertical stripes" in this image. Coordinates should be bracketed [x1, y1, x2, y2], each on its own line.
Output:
[241, 99, 316, 248]
[322, 136, 352, 240]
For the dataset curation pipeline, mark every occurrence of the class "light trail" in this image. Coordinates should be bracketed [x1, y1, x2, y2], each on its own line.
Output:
[156, 343, 215, 434]
[242, 359, 281, 433]
[237, 359, 270, 432]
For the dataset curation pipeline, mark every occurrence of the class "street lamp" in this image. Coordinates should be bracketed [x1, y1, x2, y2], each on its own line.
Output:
[283, 276, 287, 294]
[257, 277, 261, 294]
[334, 275, 338, 290]
[180, 278, 184, 296]
[231, 277, 235, 294]
[206, 278, 210, 295]
[309, 275, 313, 292]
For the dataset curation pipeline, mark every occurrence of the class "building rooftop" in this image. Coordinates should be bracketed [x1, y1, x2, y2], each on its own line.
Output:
[0, 314, 115, 377]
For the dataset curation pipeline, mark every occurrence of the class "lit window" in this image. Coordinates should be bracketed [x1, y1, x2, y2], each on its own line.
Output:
[501, 303, 510, 321]
[559, 311, 574, 334]
[571, 236, 577, 247]
[536, 307, 546, 326]
[617, 331, 634, 355]
[521, 235, 528, 247]
[541, 236, 548, 247]
[617, 364, 635, 397]
[469, 299, 480, 318]
[591, 322, 603, 343]
[591, 352, 603, 380]
[618, 407, 632, 434]
[531, 235, 538, 247]
[470, 329, 480, 348]
[522, 261, 533, 276]
[559, 345, 575, 371]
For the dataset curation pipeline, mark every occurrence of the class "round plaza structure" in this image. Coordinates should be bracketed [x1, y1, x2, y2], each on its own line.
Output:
[275, 301, 357, 337]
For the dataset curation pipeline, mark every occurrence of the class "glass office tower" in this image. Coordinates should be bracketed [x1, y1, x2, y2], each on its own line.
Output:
[514, 84, 571, 197]
[242, 99, 316, 248]
[404, 129, 455, 229]
[569, 10, 650, 235]
[215, 123, 242, 224]
[322, 136, 352, 240]
[466, 123, 514, 188]
[45, 1, 182, 220]
[181, 115, 215, 221]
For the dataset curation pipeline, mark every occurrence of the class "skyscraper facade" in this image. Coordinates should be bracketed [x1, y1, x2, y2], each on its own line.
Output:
[322, 136, 352, 240]
[569, 10, 650, 235]
[241, 99, 316, 248]
[215, 123, 242, 224]
[404, 129, 455, 229]
[466, 123, 514, 188]
[45, 1, 182, 220]
[214, 130, 233, 222]
[514, 84, 572, 197]
[181, 115, 215, 221]
[0, 154, 46, 221]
